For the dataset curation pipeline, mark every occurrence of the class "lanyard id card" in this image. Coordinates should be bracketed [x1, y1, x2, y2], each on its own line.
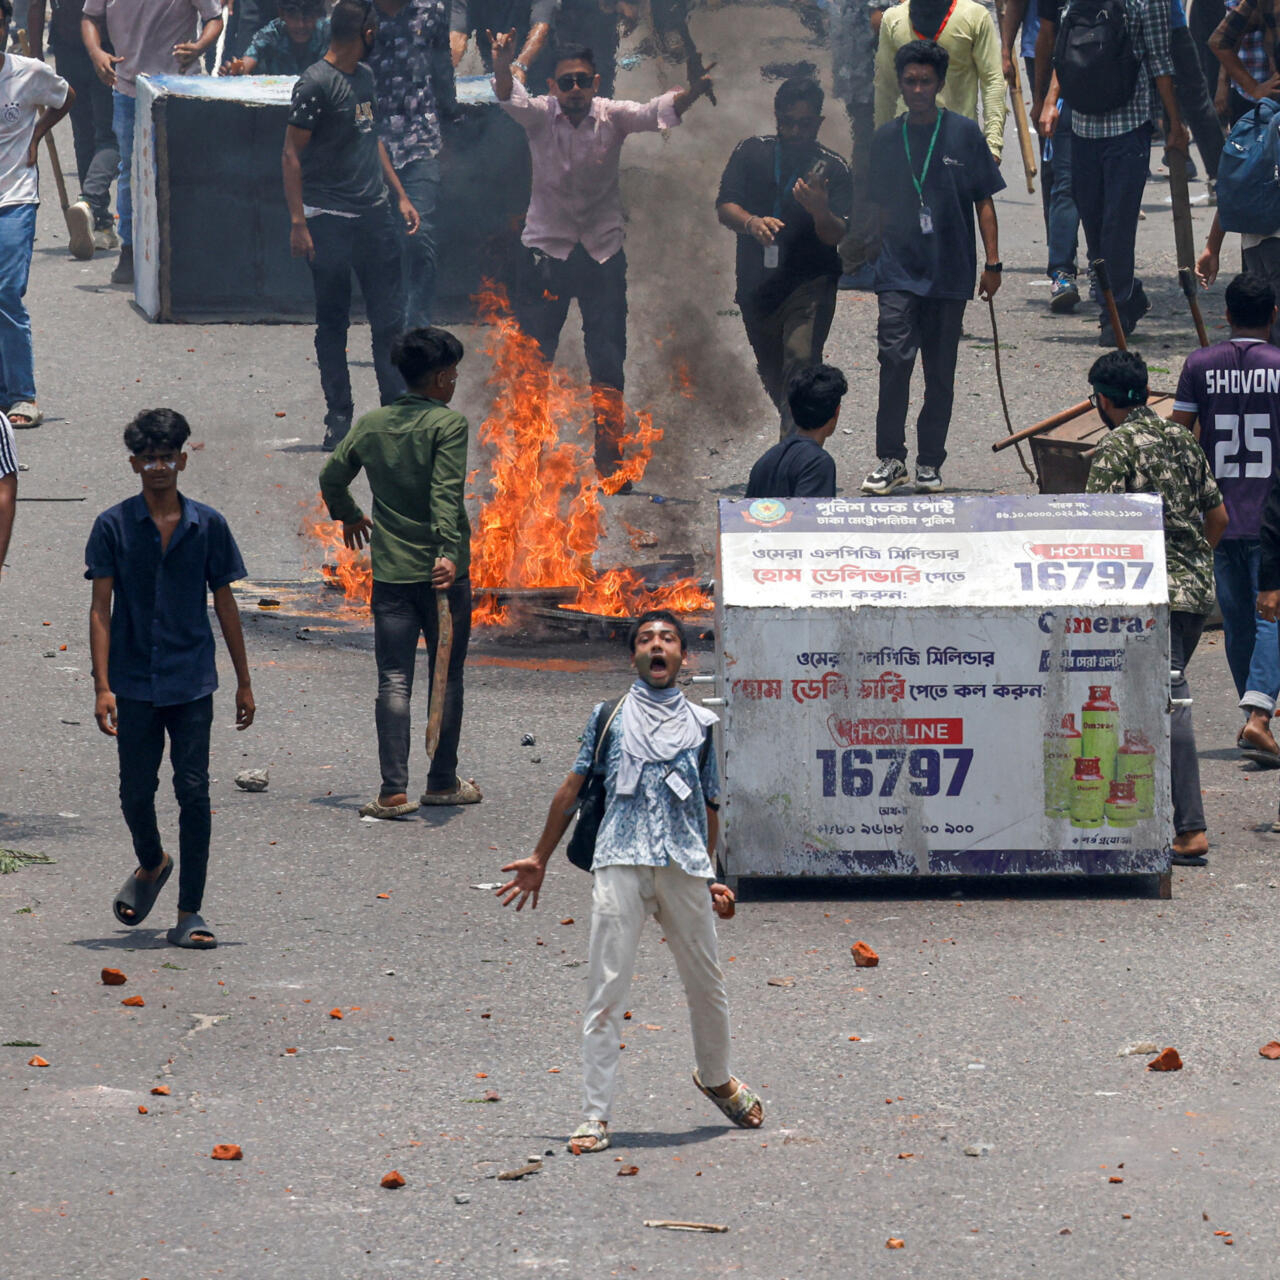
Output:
[904, 110, 944, 237]
[664, 769, 693, 801]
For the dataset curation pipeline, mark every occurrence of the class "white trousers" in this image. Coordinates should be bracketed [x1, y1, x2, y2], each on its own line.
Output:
[582, 862, 732, 1122]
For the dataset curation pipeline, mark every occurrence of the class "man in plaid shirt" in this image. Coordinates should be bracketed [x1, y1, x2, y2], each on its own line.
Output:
[1036, 0, 1189, 344]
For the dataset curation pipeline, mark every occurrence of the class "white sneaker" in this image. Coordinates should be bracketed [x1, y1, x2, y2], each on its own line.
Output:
[66, 199, 94, 260]
[860, 457, 911, 495]
[93, 224, 119, 252]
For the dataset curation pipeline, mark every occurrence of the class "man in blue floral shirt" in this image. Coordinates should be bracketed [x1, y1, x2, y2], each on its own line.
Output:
[496, 610, 763, 1156]
[368, 0, 455, 328]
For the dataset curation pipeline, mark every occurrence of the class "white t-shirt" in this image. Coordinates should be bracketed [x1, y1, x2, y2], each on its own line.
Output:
[0, 56, 69, 207]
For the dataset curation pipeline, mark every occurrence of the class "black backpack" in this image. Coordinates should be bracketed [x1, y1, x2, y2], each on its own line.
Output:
[565, 696, 713, 872]
[1053, 0, 1141, 115]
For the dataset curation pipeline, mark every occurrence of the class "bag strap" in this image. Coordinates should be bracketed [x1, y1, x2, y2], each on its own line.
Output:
[592, 695, 627, 774]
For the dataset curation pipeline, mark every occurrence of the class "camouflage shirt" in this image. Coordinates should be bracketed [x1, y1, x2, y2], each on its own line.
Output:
[1086, 404, 1224, 615]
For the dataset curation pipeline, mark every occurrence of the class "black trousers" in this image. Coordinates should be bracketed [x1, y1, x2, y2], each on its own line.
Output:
[116, 694, 213, 915]
[371, 577, 472, 795]
[1170, 26, 1226, 180]
[874, 291, 967, 468]
[307, 206, 406, 425]
[1170, 610, 1206, 835]
[51, 35, 118, 224]
[512, 243, 628, 472]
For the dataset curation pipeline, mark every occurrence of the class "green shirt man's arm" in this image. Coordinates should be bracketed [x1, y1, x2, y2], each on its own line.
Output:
[430, 413, 470, 568]
[318, 434, 365, 526]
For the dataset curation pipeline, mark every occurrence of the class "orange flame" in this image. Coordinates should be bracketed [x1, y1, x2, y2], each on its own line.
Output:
[301, 285, 711, 626]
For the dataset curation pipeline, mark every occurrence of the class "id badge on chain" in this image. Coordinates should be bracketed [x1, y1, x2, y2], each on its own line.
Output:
[664, 769, 693, 801]
[918, 204, 934, 235]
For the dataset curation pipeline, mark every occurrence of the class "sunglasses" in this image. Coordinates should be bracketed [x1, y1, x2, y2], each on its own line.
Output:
[556, 72, 594, 91]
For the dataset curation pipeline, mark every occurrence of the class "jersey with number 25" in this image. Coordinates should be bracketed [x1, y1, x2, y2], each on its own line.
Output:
[1174, 338, 1280, 539]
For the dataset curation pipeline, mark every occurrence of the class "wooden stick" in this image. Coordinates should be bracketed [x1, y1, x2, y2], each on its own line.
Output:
[987, 295, 1038, 482]
[992, 0, 1036, 193]
[1093, 257, 1127, 350]
[992, 399, 1091, 451]
[643, 1220, 730, 1233]
[1168, 147, 1196, 272]
[425, 587, 454, 758]
[17, 32, 69, 214]
[1179, 266, 1210, 347]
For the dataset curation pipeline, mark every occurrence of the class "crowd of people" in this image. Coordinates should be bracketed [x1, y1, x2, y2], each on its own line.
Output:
[4, 0, 1280, 1149]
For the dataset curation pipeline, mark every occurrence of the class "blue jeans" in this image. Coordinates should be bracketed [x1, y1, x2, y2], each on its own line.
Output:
[395, 156, 440, 329]
[0, 203, 37, 404]
[1071, 124, 1150, 319]
[1042, 102, 1079, 277]
[371, 577, 472, 796]
[112, 89, 135, 248]
[1214, 539, 1280, 713]
[116, 694, 214, 914]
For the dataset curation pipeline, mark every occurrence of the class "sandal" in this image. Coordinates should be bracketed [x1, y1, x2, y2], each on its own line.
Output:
[419, 778, 482, 806]
[167, 912, 217, 949]
[358, 797, 420, 819]
[693, 1070, 764, 1129]
[568, 1120, 610, 1154]
[7, 401, 42, 428]
[113, 855, 173, 926]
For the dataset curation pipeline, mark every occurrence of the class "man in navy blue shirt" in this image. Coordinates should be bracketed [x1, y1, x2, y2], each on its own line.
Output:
[85, 408, 255, 950]
[745, 363, 845, 499]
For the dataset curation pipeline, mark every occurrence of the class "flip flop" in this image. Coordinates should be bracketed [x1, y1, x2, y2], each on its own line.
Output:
[113, 855, 173, 926]
[568, 1120, 610, 1154]
[7, 401, 42, 428]
[693, 1069, 764, 1128]
[358, 797, 420, 819]
[167, 913, 217, 949]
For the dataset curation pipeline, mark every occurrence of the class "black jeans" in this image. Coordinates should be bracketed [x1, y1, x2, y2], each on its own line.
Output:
[52, 35, 118, 225]
[371, 577, 472, 795]
[513, 243, 628, 471]
[1170, 610, 1206, 835]
[741, 274, 839, 439]
[1071, 124, 1150, 321]
[874, 291, 967, 468]
[307, 206, 406, 425]
[1171, 26, 1225, 180]
[116, 695, 213, 915]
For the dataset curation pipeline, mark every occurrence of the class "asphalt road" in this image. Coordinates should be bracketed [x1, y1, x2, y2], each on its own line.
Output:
[4, 5, 1279, 1278]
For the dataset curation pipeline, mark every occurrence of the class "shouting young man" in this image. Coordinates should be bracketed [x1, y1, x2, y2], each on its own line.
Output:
[496, 610, 762, 1154]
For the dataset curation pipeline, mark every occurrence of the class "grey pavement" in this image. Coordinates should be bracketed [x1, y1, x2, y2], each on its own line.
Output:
[4, 6, 1280, 1278]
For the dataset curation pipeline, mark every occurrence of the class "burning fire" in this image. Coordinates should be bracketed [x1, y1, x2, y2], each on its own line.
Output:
[303, 285, 711, 626]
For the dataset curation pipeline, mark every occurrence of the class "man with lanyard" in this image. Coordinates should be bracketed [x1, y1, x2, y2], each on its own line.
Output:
[716, 76, 852, 439]
[368, 0, 455, 331]
[875, 0, 1007, 163]
[1171, 273, 1280, 767]
[861, 40, 1004, 496]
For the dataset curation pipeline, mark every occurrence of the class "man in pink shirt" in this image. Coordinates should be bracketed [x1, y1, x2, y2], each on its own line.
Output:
[82, 0, 223, 285]
[492, 30, 713, 483]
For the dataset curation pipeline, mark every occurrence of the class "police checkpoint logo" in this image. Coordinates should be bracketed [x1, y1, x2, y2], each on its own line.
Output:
[742, 498, 792, 527]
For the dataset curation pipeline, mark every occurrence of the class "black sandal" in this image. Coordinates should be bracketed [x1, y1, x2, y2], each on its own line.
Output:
[112, 855, 173, 926]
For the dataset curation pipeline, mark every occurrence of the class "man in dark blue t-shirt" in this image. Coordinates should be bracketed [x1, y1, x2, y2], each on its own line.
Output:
[85, 409, 255, 951]
[1172, 273, 1280, 766]
[745, 363, 845, 499]
[861, 39, 1004, 497]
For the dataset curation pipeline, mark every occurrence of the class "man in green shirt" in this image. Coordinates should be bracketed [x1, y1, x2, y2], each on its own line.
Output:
[319, 326, 479, 818]
[1085, 348, 1227, 867]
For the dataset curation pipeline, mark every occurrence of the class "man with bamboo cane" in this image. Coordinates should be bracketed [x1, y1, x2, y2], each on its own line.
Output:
[318, 326, 480, 819]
